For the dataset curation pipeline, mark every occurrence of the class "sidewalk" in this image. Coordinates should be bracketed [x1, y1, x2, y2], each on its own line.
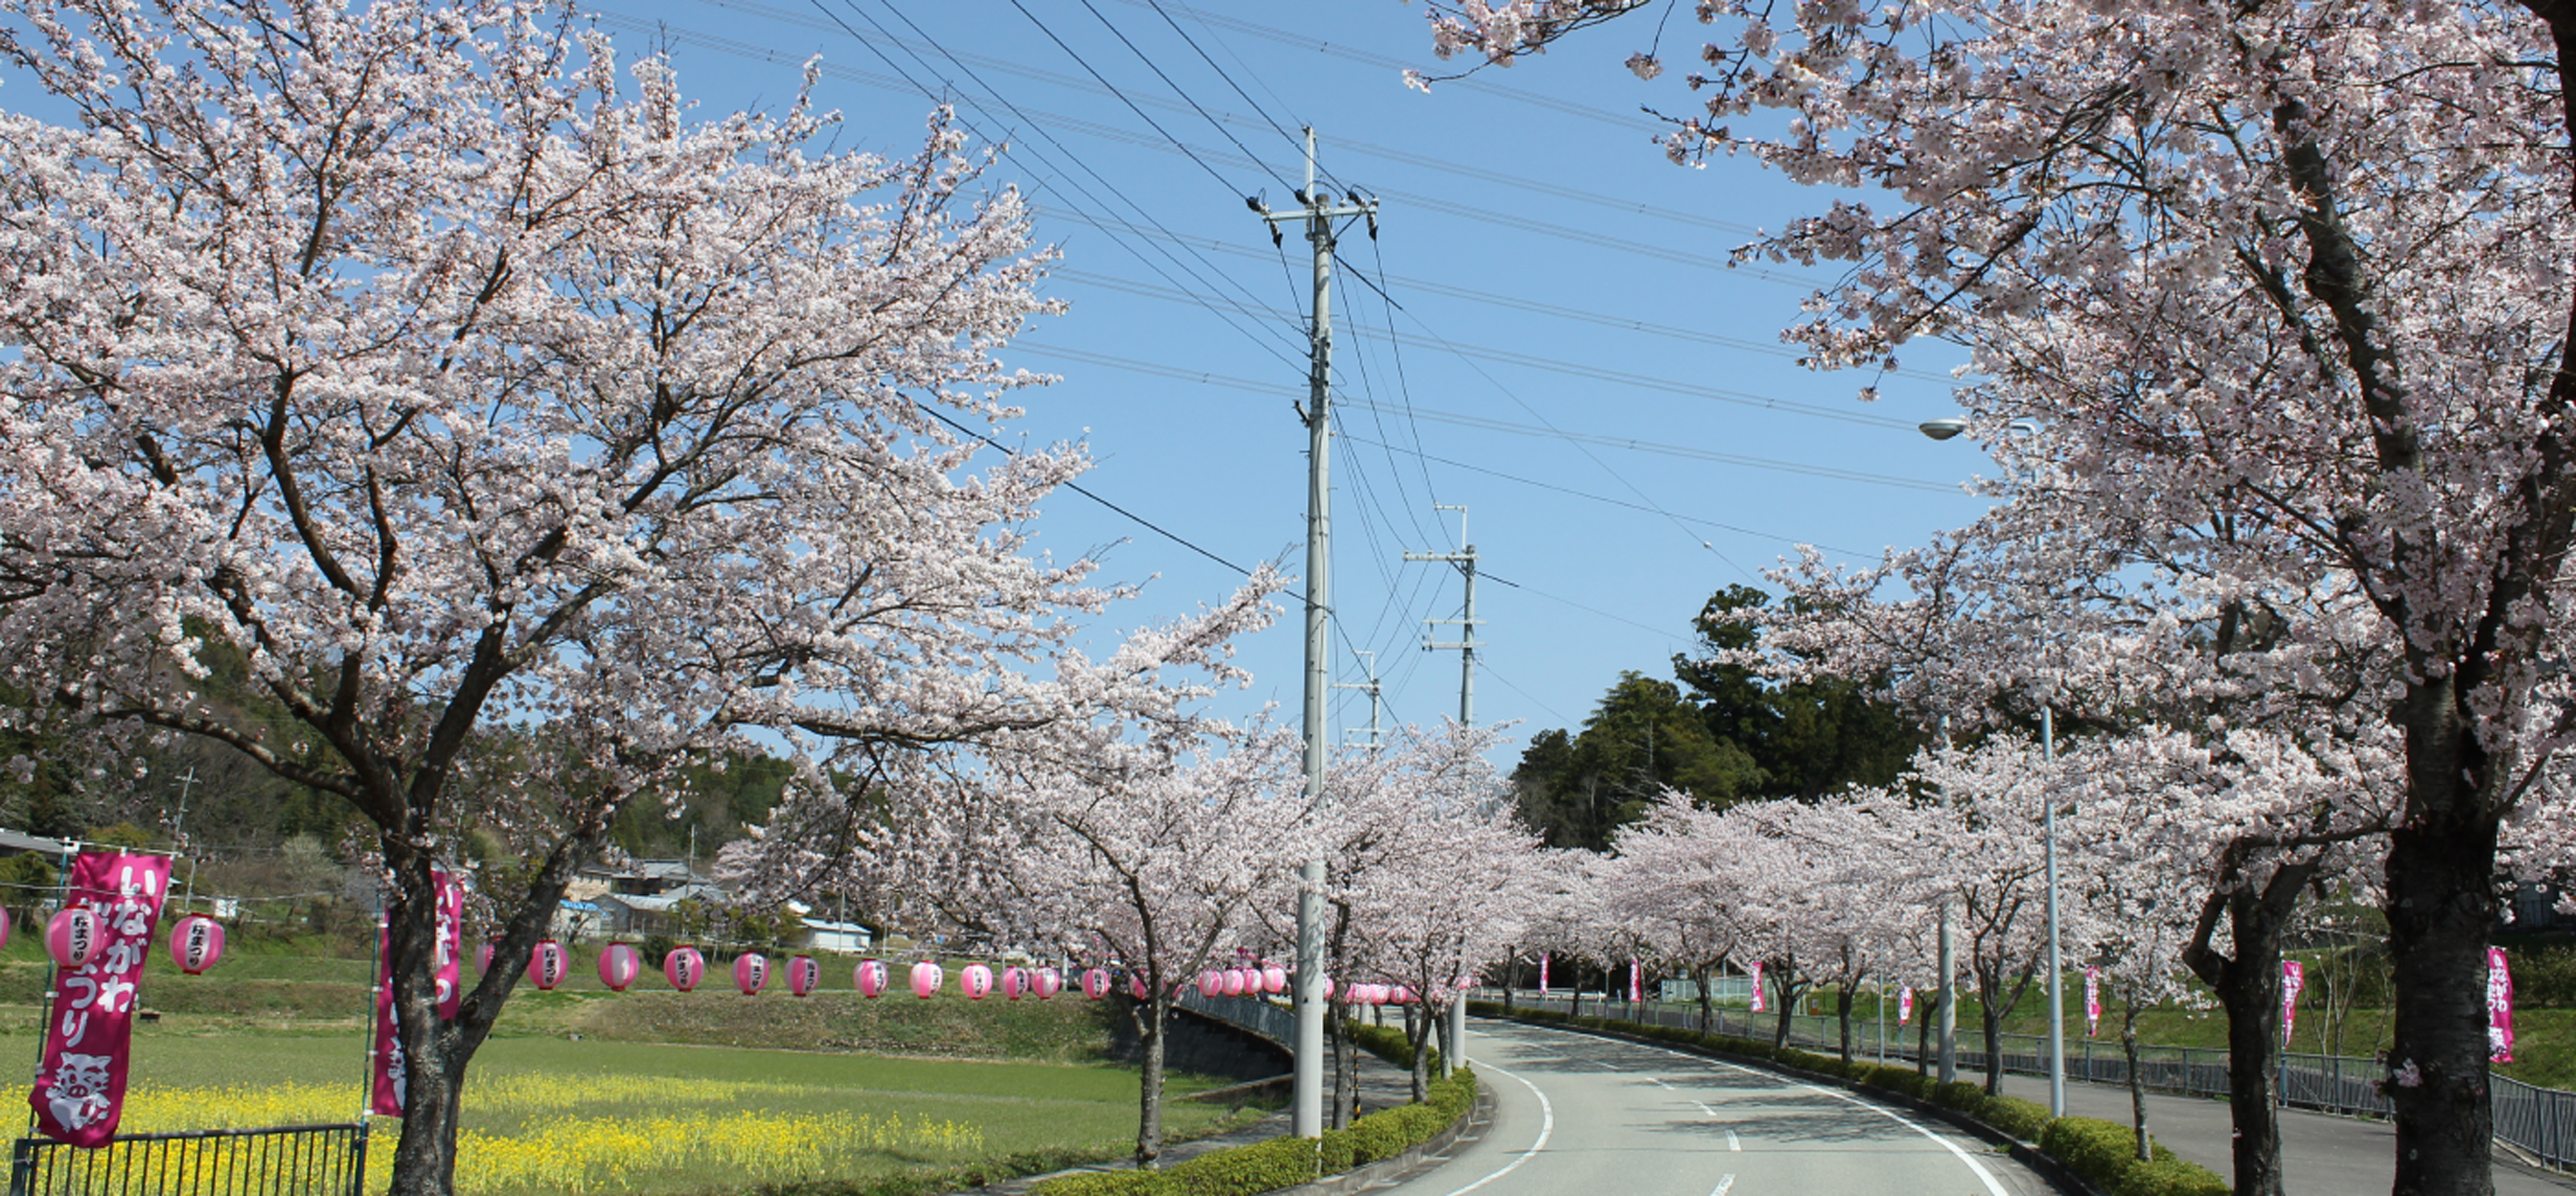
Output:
[1995, 1072, 2576, 1196]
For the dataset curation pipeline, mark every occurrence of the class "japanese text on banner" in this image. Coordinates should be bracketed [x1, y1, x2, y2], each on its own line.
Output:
[29, 852, 171, 1147]
[372, 868, 465, 1118]
[2489, 948, 2514, 1064]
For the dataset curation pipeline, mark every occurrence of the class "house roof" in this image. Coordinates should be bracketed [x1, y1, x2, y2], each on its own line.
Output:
[0, 830, 67, 855]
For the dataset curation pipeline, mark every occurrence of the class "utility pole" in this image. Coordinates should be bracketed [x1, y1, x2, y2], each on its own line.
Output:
[1404, 504, 1481, 729]
[1255, 128, 1375, 1141]
[171, 765, 201, 914]
[1404, 503, 1480, 1077]
[1937, 715, 1957, 1084]
[1332, 650, 1385, 752]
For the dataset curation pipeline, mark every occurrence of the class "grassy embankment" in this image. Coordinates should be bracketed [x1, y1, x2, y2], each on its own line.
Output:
[0, 934, 1259, 1194]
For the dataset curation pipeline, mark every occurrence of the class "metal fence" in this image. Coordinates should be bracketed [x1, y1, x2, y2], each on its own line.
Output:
[8, 1122, 369, 1196]
[1487, 991, 2576, 1171]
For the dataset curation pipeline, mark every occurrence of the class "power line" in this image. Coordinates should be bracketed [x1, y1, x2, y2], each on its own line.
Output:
[914, 406, 1259, 577]
[1006, 340, 1952, 491]
[1479, 571, 1687, 640]
[1053, 266, 1927, 426]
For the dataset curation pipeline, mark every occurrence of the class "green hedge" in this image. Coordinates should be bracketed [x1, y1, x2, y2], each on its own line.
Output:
[1466, 1005, 2233, 1196]
[1029, 1066, 1478, 1196]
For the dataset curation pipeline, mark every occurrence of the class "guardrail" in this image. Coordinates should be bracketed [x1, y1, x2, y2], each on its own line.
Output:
[1485, 991, 2576, 1171]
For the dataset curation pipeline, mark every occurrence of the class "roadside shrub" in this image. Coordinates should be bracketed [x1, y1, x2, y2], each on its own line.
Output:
[1976, 1094, 2054, 1142]
[2110, 1157, 2231, 1196]
[2041, 1117, 2141, 1189]
[1029, 1066, 1479, 1196]
[1860, 1064, 1926, 1098]
[1928, 1080, 1987, 1114]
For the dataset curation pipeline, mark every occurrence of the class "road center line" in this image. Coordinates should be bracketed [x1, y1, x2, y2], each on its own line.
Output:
[1632, 1041, 2008, 1196]
[1709, 1173, 1736, 1196]
[1726, 1129, 1741, 1152]
[1435, 1061, 1555, 1196]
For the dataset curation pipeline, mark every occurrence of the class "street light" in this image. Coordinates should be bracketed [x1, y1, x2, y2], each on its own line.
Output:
[1920, 415, 2066, 1120]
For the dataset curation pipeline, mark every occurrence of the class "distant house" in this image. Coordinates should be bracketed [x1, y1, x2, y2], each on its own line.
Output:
[796, 917, 875, 954]
[0, 829, 67, 857]
[592, 881, 729, 937]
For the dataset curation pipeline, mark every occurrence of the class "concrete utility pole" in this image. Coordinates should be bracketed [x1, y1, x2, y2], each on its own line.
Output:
[1256, 128, 1376, 1140]
[1937, 715, 1957, 1085]
[1405, 503, 1480, 1076]
[1332, 650, 1385, 752]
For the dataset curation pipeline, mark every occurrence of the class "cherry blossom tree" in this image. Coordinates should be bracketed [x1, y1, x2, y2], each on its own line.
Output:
[1416, 3, 2576, 1190]
[0, 1, 1276, 1190]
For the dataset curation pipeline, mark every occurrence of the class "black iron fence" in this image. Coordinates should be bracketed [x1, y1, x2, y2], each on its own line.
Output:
[8, 1122, 368, 1196]
[1491, 991, 2576, 1171]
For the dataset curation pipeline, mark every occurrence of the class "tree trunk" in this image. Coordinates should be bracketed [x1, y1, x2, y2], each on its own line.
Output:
[386, 819, 600, 1196]
[1916, 990, 1932, 1077]
[1980, 982, 2006, 1096]
[1838, 977, 1859, 1065]
[1133, 995, 1169, 1167]
[1697, 961, 1716, 1034]
[1331, 998, 1357, 1130]
[2383, 738, 2499, 1196]
[2122, 1002, 2150, 1163]
[1772, 958, 1796, 1049]
[2182, 859, 2313, 1196]
[1409, 1015, 1432, 1103]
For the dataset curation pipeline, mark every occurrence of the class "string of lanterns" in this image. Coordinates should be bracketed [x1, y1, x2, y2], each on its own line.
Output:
[28, 907, 1425, 1007]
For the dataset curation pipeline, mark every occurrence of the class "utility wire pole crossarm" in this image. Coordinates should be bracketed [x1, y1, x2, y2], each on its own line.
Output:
[1332, 650, 1385, 752]
[1253, 128, 1377, 1142]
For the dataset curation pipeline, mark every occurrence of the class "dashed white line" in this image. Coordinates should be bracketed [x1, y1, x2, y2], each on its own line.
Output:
[1693, 1100, 1718, 1117]
[1726, 1129, 1741, 1152]
[1709, 1174, 1736, 1196]
[1435, 1061, 1554, 1196]
[1627, 1041, 2008, 1196]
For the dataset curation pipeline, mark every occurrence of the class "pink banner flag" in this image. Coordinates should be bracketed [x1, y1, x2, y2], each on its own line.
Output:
[1628, 959, 1641, 1003]
[372, 868, 465, 1117]
[30, 851, 172, 1146]
[2084, 968, 2102, 1038]
[2488, 948, 2514, 1064]
[1538, 952, 1549, 996]
[1899, 985, 1914, 1024]
[2282, 959, 2306, 1048]
[1748, 961, 1765, 1013]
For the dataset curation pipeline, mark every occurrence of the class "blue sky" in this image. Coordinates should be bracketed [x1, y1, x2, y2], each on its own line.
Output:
[578, 0, 2005, 754]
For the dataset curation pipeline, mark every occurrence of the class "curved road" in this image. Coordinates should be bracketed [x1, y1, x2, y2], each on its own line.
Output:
[1383, 1018, 2062, 1196]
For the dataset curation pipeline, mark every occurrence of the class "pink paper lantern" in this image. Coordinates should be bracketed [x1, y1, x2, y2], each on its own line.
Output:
[856, 959, 890, 998]
[44, 907, 99, 971]
[1080, 968, 1110, 1000]
[1394, 985, 1417, 1006]
[0, 907, 12, 956]
[1197, 970, 1224, 998]
[910, 960, 944, 999]
[477, 941, 495, 973]
[1223, 970, 1248, 997]
[1262, 966, 1287, 995]
[1130, 973, 1148, 1000]
[733, 952, 768, 996]
[1322, 976, 1336, 1001]
[1002, 966, 1028, 1000]
[1034, 967, 1064, 1000]
[597, 943, 641, 992]
[167, 914, 224, 975]
[526, 939, 569, 991]
[665, 946, 705, 992]
[788, 955, 820, 997]
[962, 963, 995, 1000]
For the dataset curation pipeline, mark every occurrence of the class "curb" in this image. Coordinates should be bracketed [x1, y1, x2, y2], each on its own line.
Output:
[1481, 1013, 2099, 1196]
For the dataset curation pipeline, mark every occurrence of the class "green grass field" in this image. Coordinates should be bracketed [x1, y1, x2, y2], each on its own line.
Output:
[0, 934, 1261, 1194]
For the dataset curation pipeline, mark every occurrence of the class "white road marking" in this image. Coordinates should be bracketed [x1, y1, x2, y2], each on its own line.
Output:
[1726, 1129, 1741, 1152]
[1629, 1041, 2008, 1196]
[1709, 1174, 1736, 1196]
[1651, 1076, 1673, 1088]
[1694, 1100, 1717, 1117]
[1435, 1061, 1554, 1196]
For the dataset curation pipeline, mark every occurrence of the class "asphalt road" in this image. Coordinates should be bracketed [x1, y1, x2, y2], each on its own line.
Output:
[1991, 1071, 2576, 1196]
[1378, 1019, 2060, 1196]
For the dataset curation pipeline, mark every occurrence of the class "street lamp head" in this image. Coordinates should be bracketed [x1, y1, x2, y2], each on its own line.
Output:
[1919, 418, 1971, 441]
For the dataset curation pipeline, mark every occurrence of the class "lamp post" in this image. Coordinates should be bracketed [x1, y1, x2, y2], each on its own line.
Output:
[1919, 415, 2066, 1120]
